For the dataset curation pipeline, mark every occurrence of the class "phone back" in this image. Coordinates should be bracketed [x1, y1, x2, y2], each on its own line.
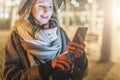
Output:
[72, 27, 88, 43]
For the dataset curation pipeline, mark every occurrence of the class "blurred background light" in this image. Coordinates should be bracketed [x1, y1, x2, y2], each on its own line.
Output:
[58, 9, 61, 13]
[87, 0, 93, 4]
[84, 4, 90, 9]
[112, 4, 120, 25]
[5, 0, 21, 7]
[0, 13, 9, 19]
[71, 0, 80, 7]
[75, 2, 80, 8]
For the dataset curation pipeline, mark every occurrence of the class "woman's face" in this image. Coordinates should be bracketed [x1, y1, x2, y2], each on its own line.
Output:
[32, 0, 53, 24]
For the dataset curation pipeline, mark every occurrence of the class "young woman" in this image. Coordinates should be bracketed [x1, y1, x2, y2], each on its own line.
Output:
[3, 0, 88, 80]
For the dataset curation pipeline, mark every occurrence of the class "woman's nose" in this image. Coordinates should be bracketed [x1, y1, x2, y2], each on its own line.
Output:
[43, 6, 48, 13]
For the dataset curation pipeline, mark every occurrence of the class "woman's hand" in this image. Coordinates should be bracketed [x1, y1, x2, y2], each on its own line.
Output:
[51, 51, 73, 71]
[67, 33, 85, 58]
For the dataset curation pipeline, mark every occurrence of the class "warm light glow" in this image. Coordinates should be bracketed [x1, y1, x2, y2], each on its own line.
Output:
[112, 3, 120, 25]
[5, 0, 21, 7]
[0, 0, 4, 3]
[0, 13, 9, 19]
[85, 4, 90, 9]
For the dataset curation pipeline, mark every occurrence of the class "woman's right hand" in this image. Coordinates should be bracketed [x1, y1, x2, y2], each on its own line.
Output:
[51, 52, 73, 71]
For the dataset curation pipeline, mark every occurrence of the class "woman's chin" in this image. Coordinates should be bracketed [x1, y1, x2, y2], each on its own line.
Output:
[37, 17, 50, 24]
[41, 22, 48, 25]
[40, 20, 49, 24]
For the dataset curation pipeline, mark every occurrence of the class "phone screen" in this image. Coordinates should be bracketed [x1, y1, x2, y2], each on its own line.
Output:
[72, 27, 88, 43]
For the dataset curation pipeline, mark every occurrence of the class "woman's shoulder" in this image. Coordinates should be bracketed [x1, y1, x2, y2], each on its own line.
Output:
[9, 29, 19, 37]
[59, 27, 66, 33]
[6, 28, 21, 44]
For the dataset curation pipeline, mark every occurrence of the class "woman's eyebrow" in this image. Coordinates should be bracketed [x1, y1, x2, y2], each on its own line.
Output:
[37, 1, 53, 4]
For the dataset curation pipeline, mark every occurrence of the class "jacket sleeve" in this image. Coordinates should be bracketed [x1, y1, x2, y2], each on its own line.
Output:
[3, 31, 43, 80]
[72, 52, 88, 80]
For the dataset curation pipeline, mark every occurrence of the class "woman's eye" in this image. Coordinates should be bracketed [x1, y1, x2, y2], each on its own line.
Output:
[38, 5, 44, 8]
[37, 5, 53, 10]
[49, 6, 53, 8]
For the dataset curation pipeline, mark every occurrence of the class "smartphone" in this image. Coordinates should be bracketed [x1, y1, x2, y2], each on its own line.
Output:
[72, 27, 88, 43]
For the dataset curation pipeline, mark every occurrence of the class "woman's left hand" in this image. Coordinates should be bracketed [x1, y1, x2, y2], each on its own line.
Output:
[67, 33, 85, 58]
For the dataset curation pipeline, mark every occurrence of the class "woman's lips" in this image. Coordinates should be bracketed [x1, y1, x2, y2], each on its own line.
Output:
[41, 16, 49, 19]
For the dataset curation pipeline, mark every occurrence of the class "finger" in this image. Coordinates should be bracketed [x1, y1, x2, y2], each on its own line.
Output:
[71, 47, 84, 58]
[56, 60, 71, 69]
[74, 53, 79, 58]
[69, 41, 85, 50]
[66, 49, 74, 53]
[52, 56, 72, 70]
[78, 33, 85, 47]
[67, 45, 85, 56]
[67, 46, 77, 54]
[70, 41, 85, 49]
[51, 56, 71, 69]
[67, 45, 84, 52]
[60, 51, 69, 56]
[74, 50, 84, 58]
[76, 48, 84, 54]
[67, 46, 76, 51]
[57, 56, 73, 65]
[55, 64, 65, 71]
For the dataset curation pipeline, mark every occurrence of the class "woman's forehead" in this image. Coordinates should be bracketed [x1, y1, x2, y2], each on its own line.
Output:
[36, 0, 53, 3]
